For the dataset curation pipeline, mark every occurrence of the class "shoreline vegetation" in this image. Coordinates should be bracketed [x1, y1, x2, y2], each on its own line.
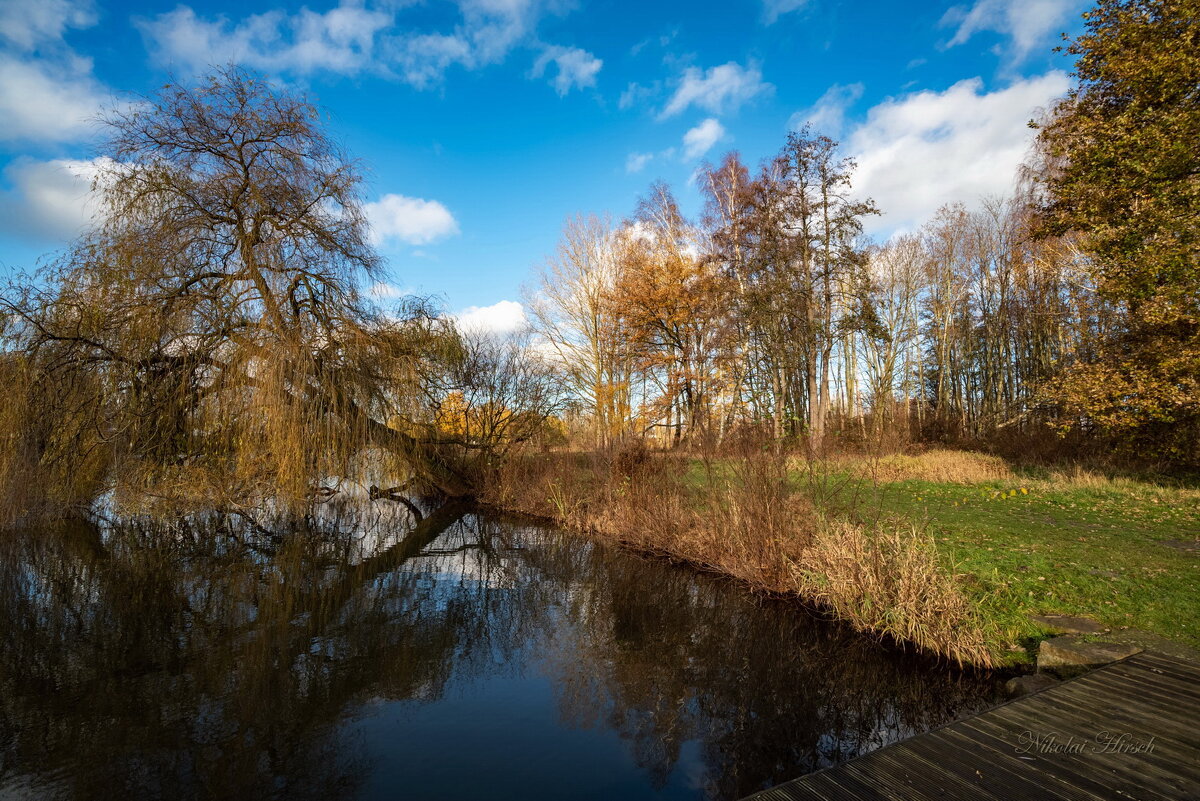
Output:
[483, 446, 1199, 669]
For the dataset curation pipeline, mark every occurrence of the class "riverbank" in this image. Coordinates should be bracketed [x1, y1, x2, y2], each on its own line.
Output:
[483, 448, 1200, 669]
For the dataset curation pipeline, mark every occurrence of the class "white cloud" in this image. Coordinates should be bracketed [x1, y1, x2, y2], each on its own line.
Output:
[0, 0, 96, 51]
[0, 157, 111, 242]
[456, 299, 527, 336]
[762, 0, 809, 25]
[659, 61, 771, 119]
[941, 0, 1077, 62]
[387, 0, 548, 89]
[625, 152, 653, 174]
[136, 4, 392, 76]
[845, 72, 1070, 233]
[0, 54, 106, 142]
[0, 0, 109, 144]
[364, 194, 460, 246]
[682, 117, 725, 160]
[789, 82, 863, 137]
[394, 32, 475, 88]
[619, 81, 657, 110]
[368, 281, 414, 300]
[137, 0, 574, 89]
[531, 45, 602, 96]
[454, 0, 539, 64]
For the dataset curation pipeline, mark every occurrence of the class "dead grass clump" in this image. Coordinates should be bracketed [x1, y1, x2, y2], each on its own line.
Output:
[1046, 464, 1140, 491]
[609, 440, 650, 481]
[847, 449, 1014, 484]
[789, 517, 992, 667]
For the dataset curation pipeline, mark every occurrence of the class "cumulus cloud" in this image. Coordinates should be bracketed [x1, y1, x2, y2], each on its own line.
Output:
[941, 0, 1077, 62]
[387, 0, 550, 88]
[531, 45, 602, 96]
[456, 299, 527, 337]
[0, 0, 109, 143]
[844, 72, 1070, 233]
[789, 82, 863, 137]
[364, 194, 460, 247]
[659, 61, 771, 119]
[625, 152, 653, 174]
[0, 0, 96, 51]
[762, 0, 809, 25]
[0, 55, 107, 142]
[0, 157, 110, 243]
[137, 0, 579, 90]
[682, 117, 725, 160]
[136, 4, 392, 76]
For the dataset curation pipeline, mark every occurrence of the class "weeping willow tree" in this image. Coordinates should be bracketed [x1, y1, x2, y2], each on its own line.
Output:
[0, 68, 508, 527]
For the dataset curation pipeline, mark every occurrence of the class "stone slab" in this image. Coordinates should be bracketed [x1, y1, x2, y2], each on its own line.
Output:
[1004, 673, 1059, 698]
[1038, 636, 1142, 678]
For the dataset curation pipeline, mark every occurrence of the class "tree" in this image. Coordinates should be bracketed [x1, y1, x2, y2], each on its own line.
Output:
[700, 153, 765, 437]
[528, 214, 636, 447]
[861, 235, 923, 436]
[1034, 0, 1200, 462]
[615, 183, 730, 444]
[772, 129, 878, 449]
[0, 68, 477, 525]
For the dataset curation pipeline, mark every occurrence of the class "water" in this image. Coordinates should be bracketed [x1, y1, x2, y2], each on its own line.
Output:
[0, 505, 1002, 800]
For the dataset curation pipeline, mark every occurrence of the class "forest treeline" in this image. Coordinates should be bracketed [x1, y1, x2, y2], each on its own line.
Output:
[531, 0, 1198, 465]
[0, 0, 1195, 531]
[531, 150, 1095, 457]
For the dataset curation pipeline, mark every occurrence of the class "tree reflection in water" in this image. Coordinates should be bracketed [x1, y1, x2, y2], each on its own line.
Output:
[0, 507, 1001, 800]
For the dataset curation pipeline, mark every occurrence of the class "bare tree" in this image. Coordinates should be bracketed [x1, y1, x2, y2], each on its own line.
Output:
[527, 214, 635, 448]
[862, 235, 924, 435]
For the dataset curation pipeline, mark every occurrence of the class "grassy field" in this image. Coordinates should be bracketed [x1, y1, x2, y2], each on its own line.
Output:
[819, 452, 1200, 663]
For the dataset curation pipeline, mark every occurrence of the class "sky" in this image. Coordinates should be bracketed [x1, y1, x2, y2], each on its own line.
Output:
[0, 0, 1089, 333]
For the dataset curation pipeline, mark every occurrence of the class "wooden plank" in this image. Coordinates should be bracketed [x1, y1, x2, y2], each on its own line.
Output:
[936, 725, 1101, 801]
[960, 715, 1159, 801]
[1081, 657, 1200, 698]
[788, 769, 866, 801]
[1130, 651, 1200, 681]
[873, 741, 1009, 801]
[960, 712, 1179, 801]
[1026, 689, 1197, 771]
[818, 759, 915, 800]
[1082, 662, 1200, 705]
[1124, 651, 1200, 678]
[1052, 672, 1200, 736]
[983, 691, 1194, 800]
[900, 727, 1071, 800]
[941, 724, 1108, 801]
[750, 653, 1200, 801]
[748, 785, 828, 801]
[1046, 672, 1200, 739]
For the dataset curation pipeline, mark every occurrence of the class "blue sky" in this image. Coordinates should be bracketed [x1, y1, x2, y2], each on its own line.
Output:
[0, 0, 1087, 332]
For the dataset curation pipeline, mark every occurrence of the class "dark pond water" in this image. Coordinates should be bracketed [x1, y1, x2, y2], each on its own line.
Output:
[0, 505, 1003, 800]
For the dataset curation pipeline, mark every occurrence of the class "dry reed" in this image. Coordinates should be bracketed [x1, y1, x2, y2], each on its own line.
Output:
[827, 449, 1015, 485]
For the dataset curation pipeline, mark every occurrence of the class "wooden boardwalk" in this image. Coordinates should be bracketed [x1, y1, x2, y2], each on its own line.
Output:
[748, 651, 1200, 801]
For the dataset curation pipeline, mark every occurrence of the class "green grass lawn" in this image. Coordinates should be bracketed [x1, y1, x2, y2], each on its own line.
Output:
[859, 475, 1200, 662]
[678, 453, 1198, 665]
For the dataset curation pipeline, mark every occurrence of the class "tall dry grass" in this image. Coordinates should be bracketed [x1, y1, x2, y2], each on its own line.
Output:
[484, 447, 995, 668]
[827, 449, 1014, 485]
